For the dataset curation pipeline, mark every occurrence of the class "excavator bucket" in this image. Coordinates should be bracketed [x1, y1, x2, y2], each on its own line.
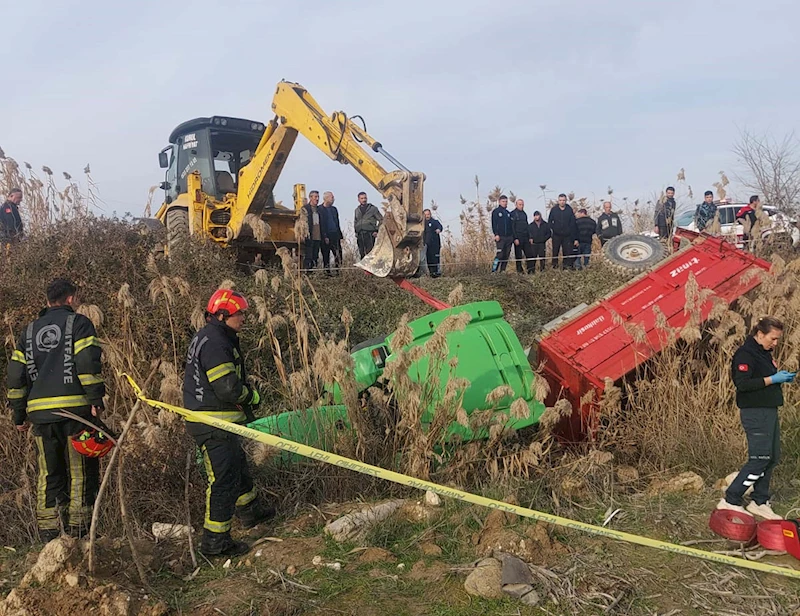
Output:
[355, 174, 425, 278]
[356, 225, 421, 277]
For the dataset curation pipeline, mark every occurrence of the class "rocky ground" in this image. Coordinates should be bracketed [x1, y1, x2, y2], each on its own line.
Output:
[3, 470, 800, 616]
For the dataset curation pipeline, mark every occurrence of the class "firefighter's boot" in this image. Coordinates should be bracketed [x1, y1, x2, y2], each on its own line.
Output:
[236, 499, 276, 529]
[200, 530, 249, 557]
[39, 529, 60, 544]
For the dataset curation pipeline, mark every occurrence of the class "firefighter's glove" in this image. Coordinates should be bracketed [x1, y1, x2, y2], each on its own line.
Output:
[772, 370, 796, 384]
[247, 388, 261, 407]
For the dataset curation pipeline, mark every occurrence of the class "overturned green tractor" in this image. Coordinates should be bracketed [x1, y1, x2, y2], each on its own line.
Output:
[248, 301, 545, 461]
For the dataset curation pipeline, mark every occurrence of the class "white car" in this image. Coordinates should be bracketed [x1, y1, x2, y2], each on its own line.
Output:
[670, 201, 800, 249]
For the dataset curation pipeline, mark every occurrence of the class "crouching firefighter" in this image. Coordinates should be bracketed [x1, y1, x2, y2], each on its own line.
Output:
[6, 279, 109, 542]
[183, 290, 275, 556]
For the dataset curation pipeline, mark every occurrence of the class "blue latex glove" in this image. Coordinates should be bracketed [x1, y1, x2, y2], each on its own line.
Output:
[772, 370, 796, 384]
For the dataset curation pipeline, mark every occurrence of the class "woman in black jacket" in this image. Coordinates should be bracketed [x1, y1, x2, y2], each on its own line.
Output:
[718, 317, 795, 520]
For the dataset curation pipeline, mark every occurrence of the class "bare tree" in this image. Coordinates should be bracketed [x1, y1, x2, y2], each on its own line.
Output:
[732, 128, 800, 212]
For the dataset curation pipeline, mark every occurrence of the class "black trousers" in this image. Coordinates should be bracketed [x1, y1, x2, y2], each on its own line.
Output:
[513, 240, 534, 273]
[188, 424, 256, 534]
[357, 231, 376, 259]
[530, 242, 547, 271]
[492, 236, 513, 273]
[321, 236, 343, 272]
[551, 234, 574, 269]
[303, 240, 321, 270]
[33, 419, 100, 531]
[725, 407, 780, 506]
[426, 242, 441, 276]
[657, 225, 670, 239]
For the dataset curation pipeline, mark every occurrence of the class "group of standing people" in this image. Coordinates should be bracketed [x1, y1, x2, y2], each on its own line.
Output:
[300, 191, 444, 278]
[300, 190, 386, 275]
[299, 190, 349, 276]
[491, 194, 624, 273]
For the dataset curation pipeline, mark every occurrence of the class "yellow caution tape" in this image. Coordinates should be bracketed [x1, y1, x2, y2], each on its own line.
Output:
[124, 375, 800, 580]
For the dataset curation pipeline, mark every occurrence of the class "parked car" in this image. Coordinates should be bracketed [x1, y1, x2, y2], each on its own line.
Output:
[645, 200, 799, 249]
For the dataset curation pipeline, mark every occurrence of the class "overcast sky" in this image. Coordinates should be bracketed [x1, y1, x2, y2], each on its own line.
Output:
[3, 0, 798, 232]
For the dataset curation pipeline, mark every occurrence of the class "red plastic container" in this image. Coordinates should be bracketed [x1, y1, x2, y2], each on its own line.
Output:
[780, 520, 800, 559]
[709, 509, 757, 542]
[537, 234, 771, 439]
[757, 520, 788, 551]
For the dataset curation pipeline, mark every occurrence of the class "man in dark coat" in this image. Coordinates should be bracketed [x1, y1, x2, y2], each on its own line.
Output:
[509, 198, 534, 273]
[528, 211, 551, 272]
[654, 186, 676, 239]
[574, 208, 596, 269]
[320, 191, 342, 275]
[300, 191, 322, 270]
[596, 201, 623, 246]
[423, 209, 443, 277]
[547, 194, 578, 269]
[0, 188, 24, 244]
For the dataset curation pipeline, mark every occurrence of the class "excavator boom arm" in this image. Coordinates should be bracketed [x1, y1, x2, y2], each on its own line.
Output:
[228, 81, 425, 277]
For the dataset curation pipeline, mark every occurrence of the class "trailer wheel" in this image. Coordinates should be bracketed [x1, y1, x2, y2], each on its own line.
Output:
[603, 234, 667, 274]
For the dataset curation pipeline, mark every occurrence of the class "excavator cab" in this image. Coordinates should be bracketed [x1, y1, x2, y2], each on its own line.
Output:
[156, 116, 299, 257]
[159, 117, 266, 203]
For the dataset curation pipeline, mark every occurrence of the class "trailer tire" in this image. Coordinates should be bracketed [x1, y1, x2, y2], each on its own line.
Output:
[166, 208, 189, 257]
[764, 231, 793, 252]
[603, 234, 667, 274]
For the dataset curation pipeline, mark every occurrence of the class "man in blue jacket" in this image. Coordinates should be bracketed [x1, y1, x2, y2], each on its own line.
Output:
[491, 195, 513, 273]
[548, 194, 578, 269]
[320, 191, 342, 276]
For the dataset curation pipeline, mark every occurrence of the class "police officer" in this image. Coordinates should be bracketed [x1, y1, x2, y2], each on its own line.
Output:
[491, 195, 513, 273]
[423, 208, 443, 277]
[184, 289, 275, 556]
[718, 317, 794, 520]
[6, 279, 105, 541]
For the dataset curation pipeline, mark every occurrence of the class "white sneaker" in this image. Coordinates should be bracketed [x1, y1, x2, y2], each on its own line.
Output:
[716, 498, 748, 515]
[746, 501, 782, 520]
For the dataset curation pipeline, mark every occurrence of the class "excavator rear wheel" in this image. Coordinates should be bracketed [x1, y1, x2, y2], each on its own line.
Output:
[603, 234, 667, 275]
[165, 208, 189, 258]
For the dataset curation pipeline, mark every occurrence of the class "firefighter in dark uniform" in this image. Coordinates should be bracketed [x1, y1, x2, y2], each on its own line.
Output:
[6, 279, 105, 541]
[718, 317, 794, 521]
[423, 208, 443, 277]
[184, 289, 275, 556]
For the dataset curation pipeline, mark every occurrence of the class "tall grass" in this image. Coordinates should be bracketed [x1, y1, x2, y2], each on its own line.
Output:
[2, 149, 798, 551]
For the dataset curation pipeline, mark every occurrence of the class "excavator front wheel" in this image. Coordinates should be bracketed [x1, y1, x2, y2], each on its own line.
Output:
[165, 208, 189, 258]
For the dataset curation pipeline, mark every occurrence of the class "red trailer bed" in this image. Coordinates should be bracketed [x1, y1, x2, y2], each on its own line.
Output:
[537, 233, 772, 439]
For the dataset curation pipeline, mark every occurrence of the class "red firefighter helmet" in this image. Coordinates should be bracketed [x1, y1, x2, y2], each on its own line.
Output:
[71, 429, 114, 458]
[206, 289, 249, 317]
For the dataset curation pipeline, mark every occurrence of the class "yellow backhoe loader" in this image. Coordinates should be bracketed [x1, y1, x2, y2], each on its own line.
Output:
[154, 81, 425, 277]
